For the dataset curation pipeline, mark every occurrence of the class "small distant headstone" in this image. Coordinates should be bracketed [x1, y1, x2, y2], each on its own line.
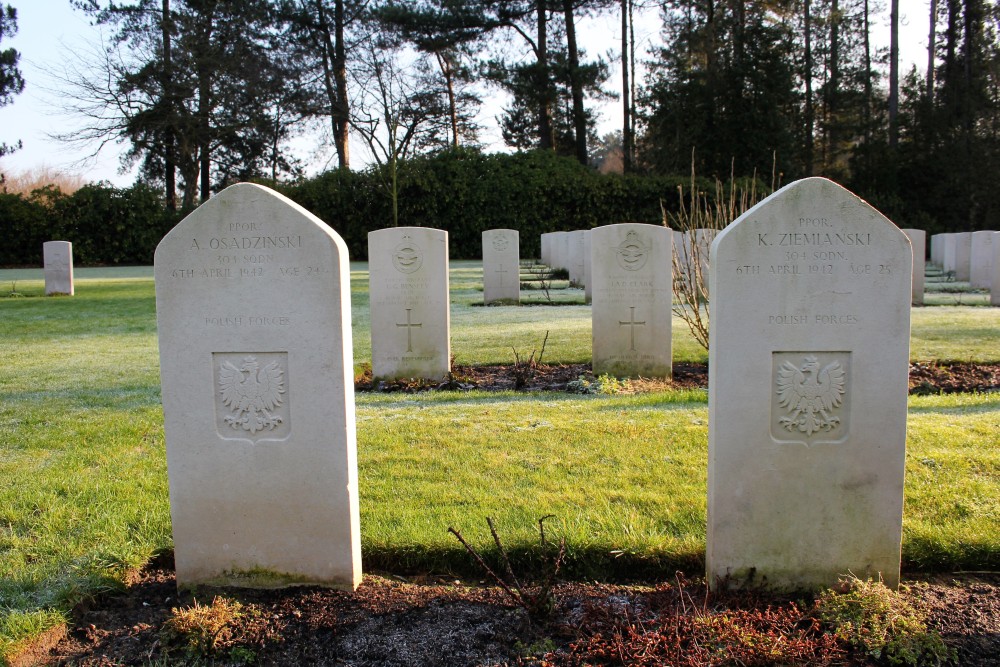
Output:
[568, 230, 587, 287]
[970, 230, 995, 289]
[483, 229, 520, 304]
[583, 230, 593, 304]
[992, 232, 1000, 307]
[43, 241, 74, 296]
[369, 227, 450, 380]
[591, 223, 672, 378]
[708, 178, 911, 591]
[943, 233, 957, 274]
[154, 183, 361, 590]
[954, 232, 973, 281]
[901, 229, 925, 305]
[540, 233, 552, 266]
[930, 233, 944, 266]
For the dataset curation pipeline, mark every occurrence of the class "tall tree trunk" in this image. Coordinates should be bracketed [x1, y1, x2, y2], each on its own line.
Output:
[161, 0, 175, 210]
[536, 0, 553, 150]
[196, 11, 214, 203]
[563, 0, 587, 165]
[863, 0, 872, 150]
[804, 0, 814, 174]
[621, 0, 632, 172]
[927, 0, 937, 98]
[436, 51, 460, 148]
[889, 0, 899, 150]
[827, 0, 840, 169]
[333, 0, 349, 168]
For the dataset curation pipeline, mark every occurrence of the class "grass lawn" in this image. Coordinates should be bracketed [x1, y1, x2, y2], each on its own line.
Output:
[1, 264, 998, 660]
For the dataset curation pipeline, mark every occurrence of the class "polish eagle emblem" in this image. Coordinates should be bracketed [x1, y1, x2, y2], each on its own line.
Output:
[219, 356, 285, 434]
[775, 355, 846, 436]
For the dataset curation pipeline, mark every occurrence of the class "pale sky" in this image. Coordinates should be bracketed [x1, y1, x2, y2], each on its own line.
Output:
[0, 0, 928, 187]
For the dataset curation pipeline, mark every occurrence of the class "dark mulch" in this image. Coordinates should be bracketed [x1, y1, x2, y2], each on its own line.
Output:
[356, 361, 1000, 395]
[30, 558, 1000, 666]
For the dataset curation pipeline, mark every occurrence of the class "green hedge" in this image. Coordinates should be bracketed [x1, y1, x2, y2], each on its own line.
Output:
[0, 183, 179, 267]
[2, 151, 703, 267]
[284, 149, 703, 260]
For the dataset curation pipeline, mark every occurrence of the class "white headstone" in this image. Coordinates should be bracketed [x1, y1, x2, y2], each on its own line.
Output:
[708, 178, 911, 591]
[930, 234, 944, 266]
[583, 230, 593, 304]
[992, 232, 1000, 307]
[970, 230, 995, 289]
[943, 233, 957, 274]
[953, 231, 973, 281]
[368, 227, 451, 380]
[540, 233, 552, 265]
[483, 229, 520, 304]
[591, 223, 673, 378]
[43, 241, 74, 296]
[901, 229, 926, 305]
[153, 183, 361, 590]
[568, 230, 587, 287]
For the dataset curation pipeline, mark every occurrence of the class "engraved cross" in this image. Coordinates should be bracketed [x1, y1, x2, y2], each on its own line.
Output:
[495, 264, 509, 287]
[396, 308, 422, 353]
[619, 306, 646, 351]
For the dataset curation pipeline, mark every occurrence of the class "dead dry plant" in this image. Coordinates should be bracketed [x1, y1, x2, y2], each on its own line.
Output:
[511, 331, 549, 389]
[664, 153, 779, 350]
[448, 516, 566, 622]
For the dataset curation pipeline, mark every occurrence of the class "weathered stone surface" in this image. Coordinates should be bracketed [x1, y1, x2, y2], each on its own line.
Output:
[708, 177, 911, 591]
[43, 241, 74, 296]
[902, 229, 926, 305]
[591, 223, 672, 378]
[154, 183, 361, 590]
[482, 229, 520, 304]
[368, 227, 450, 380]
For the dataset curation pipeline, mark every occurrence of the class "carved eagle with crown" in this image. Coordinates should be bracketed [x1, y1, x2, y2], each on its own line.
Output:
[219, 356, 285, 434]
[776, 355, 845, 436]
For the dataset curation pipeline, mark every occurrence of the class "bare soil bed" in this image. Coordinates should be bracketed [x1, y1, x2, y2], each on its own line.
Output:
[357, 361, 1000, 395]
[27, 557, 1000, 666]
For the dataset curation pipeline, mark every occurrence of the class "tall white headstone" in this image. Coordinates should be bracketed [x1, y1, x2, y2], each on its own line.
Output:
[368, 227, 451, 380]
[583, 229, 593, 304]
[708, 178, 911, 591]
[483, 229, 520, 304]
[591, 223, 673, 378]
[154, 183, 361, 590]
[970, 230, 995, 289]
[902, 229, 926, 305]
[43, 241, 74, 296]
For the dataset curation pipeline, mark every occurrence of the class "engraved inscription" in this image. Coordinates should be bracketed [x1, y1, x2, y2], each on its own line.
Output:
[771, 352, 851, 445]
[214, 352, 290, 443]
[495, 264, 510, 286]
[392, 235, 423, 274]
[614, 231, 651, 271]
[491, 233, 510, 252]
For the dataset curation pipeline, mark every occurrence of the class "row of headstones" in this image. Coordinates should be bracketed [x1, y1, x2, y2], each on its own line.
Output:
[372, 224, 674, 380]
[154, 178, 911, 593]
[929, 231, 1000, 300]
[537, 228, 716, 302]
